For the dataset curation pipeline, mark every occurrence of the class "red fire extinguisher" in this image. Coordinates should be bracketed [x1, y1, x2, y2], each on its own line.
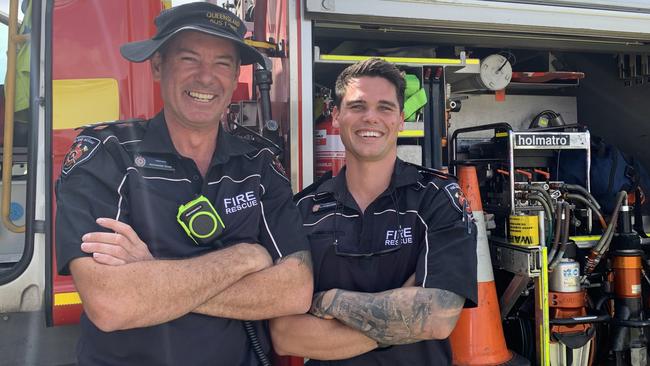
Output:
[313, 89, 345, 180]
[314, 114, 345, 180]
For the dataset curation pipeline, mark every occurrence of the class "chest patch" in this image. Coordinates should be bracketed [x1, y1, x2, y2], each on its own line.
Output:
[62, 135, 101, 175]
[384, 226, 414, 246]
[223, 191, 258, 214]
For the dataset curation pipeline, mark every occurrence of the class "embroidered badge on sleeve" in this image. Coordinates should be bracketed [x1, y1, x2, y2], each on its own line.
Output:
[443, 182, 475, 233]
[270, 157, 290, 182]
[61, 135, 101, 175]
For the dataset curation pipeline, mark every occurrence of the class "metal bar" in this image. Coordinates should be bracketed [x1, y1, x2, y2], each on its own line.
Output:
[2, 0, 25, 233]
[432, 69, 445, 169]
[420, 81, 432, 167]
[42, 0, 54, 326]
[500, 274, 530, 318]
[509, 130, 516, 215]
[423, 73, 434, 168]
[423, 67, 446, 169]
[318, 53, 479, 66]
[253, 0, 268, 42]
[449, 123, 513, 175]
[449, 158, 509, 164]
[534, 247, 550, 366]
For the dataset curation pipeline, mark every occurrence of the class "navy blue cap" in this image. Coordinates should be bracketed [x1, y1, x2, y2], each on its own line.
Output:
[120, 2, 265, 66]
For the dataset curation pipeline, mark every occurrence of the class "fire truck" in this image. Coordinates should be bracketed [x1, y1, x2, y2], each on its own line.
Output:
[3, 0, 650, 365]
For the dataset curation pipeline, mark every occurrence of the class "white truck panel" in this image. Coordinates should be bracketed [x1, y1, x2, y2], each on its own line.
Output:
[306, 0, 650, 40]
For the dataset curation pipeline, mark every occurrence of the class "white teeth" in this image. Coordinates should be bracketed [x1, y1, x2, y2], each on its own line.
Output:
[187, 91, 215, 101]
[358, 130, 382, 137]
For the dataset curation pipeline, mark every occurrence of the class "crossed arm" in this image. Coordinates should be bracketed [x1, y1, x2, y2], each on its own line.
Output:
[73, 218, 313, 331]
[270, 276, 465, 360]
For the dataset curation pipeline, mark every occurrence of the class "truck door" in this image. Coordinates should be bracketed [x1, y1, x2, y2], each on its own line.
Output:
[0, 0, 44, 319]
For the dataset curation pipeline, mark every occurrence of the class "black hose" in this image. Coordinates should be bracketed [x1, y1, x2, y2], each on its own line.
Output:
[528, 185, 555, 214]
[595, 294, 613, 311]
[565, 193, 607, 230]
[565, 184, 601, 210]
[595, 191, 628, 254]
[548, 201, 564, 262]
[529, 110, 559, 129]
[243, 321, 271, 366]
[611, 319, 650, 328]
[583, 191, 628, 276]
[550, 202, 571, 269]
[549, 314, 611, 325]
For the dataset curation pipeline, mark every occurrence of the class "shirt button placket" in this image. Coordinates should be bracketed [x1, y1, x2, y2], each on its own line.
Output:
[192, 174, 202, 194]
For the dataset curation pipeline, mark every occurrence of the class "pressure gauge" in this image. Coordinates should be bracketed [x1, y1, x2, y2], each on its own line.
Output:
[450, 54, 513, 94]
[479, 54, 512, 91]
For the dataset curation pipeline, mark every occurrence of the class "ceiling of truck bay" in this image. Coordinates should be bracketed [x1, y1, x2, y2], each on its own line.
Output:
[306, 0, 650, 53]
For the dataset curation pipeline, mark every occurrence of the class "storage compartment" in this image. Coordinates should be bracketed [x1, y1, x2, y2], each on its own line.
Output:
[307, 19, 650, 174]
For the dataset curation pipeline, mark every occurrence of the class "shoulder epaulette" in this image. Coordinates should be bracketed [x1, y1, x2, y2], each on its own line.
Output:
[403, 161, 457, 181]
[75, 118, 147, 131]
[293, 171, 333, 203]
[244, 147, 276, 160]
[229, 128, 282, 158]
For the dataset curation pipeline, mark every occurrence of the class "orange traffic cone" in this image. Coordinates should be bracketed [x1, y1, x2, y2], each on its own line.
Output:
[449, 165, 526, 365]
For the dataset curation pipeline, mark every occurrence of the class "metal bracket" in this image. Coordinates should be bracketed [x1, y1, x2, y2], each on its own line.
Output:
[490, 239, 542, 277]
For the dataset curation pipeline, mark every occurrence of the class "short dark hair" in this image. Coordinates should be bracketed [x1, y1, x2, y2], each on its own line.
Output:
[334, 58, 405, 111]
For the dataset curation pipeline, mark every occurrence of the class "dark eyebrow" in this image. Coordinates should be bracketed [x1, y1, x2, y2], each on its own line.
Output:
[345, 99, 366, 106]
[176, 47, 199, 56]
[378, 100, 399, 108]
[175, 48, 236, 62]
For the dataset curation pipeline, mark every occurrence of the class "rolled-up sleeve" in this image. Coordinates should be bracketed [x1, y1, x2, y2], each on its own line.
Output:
[415, 186, 478, 307]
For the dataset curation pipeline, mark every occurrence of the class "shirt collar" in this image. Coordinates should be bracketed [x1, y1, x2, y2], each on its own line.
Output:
[137, 110, 256, 165]
[316, 158, 422, 205]
[138, 111, 177, 155]
[210, 124, 257, 166]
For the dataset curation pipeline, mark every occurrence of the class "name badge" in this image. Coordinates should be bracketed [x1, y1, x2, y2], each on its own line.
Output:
[134, 155, 175, 171]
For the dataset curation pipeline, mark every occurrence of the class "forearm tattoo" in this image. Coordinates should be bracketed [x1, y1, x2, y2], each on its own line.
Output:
[281, 250, 313, 272]
[311, 287, 465, 345]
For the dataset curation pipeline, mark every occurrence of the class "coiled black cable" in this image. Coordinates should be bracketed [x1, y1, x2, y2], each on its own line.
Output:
[243, 321, 271, 366]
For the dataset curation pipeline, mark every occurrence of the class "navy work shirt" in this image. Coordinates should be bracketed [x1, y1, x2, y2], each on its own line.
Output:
[55, 111, 309, 366]
[296, 159, 478, 366]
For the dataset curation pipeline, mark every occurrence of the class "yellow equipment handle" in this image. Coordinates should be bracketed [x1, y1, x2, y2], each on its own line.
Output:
[2, 0, 28, 233]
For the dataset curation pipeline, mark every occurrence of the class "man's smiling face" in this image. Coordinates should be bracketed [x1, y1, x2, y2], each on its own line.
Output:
[151, 31, 240, 131]
[332, 76, 404, 164]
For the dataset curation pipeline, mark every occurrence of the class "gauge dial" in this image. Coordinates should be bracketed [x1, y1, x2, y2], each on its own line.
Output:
[479, 54, 512, 91]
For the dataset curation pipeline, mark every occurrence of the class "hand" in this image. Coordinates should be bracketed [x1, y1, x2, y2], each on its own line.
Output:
[230, 242, 273, 271]
[81, 218, 154, 265]
[309, 290, 337, 320]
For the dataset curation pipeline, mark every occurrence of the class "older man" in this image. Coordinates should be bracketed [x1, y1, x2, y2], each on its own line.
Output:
[55, 3, 312, 365]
